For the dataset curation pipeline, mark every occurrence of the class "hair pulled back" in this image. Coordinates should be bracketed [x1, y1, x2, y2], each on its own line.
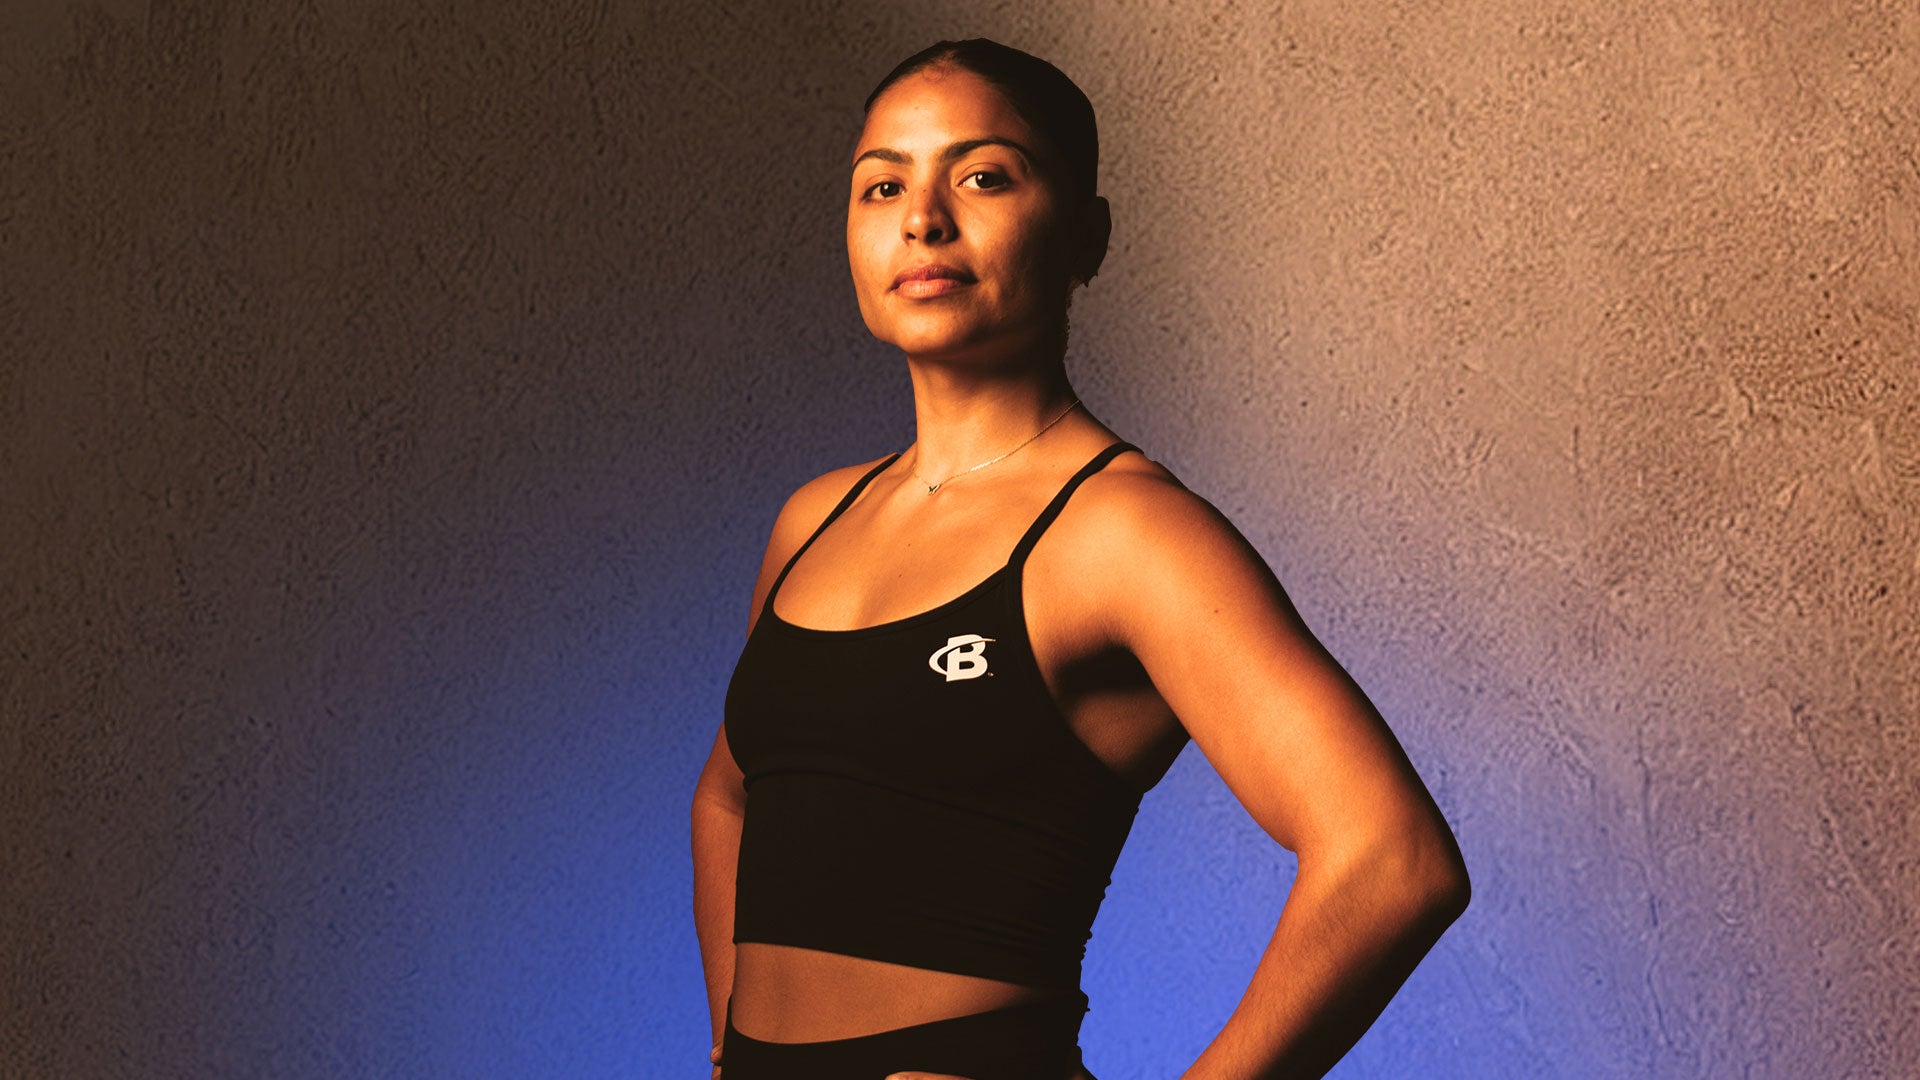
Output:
[864, 39, 1099, 206]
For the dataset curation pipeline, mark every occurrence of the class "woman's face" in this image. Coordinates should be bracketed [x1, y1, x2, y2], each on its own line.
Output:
[847, 65, 1079, 365]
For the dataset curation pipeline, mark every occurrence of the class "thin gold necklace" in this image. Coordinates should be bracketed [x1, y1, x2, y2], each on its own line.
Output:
[910, 397, 1082, 495]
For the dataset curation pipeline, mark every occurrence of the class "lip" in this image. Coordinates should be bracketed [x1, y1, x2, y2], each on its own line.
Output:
[892, 263, 976, 291]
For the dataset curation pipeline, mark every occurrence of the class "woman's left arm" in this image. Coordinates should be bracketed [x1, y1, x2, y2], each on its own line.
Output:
[890, 474, 1471, 1080]
[1097, 475, 1470, 1080]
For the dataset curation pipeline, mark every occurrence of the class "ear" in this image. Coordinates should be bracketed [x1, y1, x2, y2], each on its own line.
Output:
[1071, 195, 1112, 285]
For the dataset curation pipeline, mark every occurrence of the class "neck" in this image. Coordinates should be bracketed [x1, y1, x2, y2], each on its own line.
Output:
[901, 354, 1079, 483]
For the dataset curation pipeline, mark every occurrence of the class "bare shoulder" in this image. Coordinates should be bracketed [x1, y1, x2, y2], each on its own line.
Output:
[743, 453, 896, 631]
[1060, 449, 1247, 559]
[766, 453, 897, 552]
[1050, 448, 1296, 641]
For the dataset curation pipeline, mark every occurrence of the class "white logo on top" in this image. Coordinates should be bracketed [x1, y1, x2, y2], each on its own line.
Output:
[928, 634, 994, 682]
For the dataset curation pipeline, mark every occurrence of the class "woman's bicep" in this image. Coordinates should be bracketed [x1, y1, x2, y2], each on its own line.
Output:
[1103, 488, 1448, 859]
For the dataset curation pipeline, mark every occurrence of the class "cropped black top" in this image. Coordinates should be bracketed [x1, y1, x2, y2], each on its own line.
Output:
[724, 442, 1146, 991]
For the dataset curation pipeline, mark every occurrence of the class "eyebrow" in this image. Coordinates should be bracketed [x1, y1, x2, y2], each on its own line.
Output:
[852, 136, 1037, 171]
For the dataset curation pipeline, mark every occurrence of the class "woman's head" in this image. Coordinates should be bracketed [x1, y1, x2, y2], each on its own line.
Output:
[847, 40, 1111, 366]
[865, 39, 1100, 207]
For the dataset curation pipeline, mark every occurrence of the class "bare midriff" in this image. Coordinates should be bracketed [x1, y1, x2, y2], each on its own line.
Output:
[729, 941, 1068, 1043]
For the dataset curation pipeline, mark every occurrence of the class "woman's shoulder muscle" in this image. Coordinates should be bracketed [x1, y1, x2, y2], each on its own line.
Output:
[1047, 450, 1292, 644]
[1060, 449, 1223, 554]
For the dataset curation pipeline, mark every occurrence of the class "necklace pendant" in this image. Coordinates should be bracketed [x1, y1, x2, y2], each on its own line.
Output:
[906, 396, 1079, 501]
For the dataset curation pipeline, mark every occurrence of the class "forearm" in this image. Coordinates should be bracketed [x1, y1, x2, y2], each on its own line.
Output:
[691, 792, 745, 1047]
[1178, 838, 1469, 1080]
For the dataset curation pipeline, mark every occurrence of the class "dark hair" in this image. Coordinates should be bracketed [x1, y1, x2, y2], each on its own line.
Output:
[863, 38, 1099, 205]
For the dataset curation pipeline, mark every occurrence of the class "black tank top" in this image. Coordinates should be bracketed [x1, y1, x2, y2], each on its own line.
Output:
[725, 442, 1148, 991]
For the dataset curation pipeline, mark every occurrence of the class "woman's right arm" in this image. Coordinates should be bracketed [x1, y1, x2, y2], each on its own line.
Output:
[689, 459, 895, 1069]
[688, 502, 798, 1063]
[691, 734, 747, 1070]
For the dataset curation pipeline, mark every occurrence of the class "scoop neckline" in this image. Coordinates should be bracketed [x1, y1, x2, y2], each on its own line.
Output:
[762, 441, 1140, 640]
[764, 562, 1014, 638]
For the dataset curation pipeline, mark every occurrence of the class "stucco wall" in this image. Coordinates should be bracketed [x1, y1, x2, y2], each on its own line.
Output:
[3, 1, 1914, 1077]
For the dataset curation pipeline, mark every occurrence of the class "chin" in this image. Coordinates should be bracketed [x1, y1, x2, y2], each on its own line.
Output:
[870, 314, 990, 358]
[888, 333, 988, 361]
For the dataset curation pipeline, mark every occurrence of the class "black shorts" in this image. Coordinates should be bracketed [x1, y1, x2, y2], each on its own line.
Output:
[719, 991, 1090, 1080]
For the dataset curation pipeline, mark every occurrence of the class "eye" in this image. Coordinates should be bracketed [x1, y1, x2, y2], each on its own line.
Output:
[860, 179, 903, 201]
[961, 170, 1009, 191]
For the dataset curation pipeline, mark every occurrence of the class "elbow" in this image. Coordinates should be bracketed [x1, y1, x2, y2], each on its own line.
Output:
[693, 786, 747, 818]
[1426, 852, 1470, 926]
[1353, 818, 1470, 930]
[1303, 810, 1471, 929]
[1410, 828, 1470, 929]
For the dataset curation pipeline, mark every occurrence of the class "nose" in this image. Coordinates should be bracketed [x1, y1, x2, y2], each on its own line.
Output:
[903, 183, 954, 244]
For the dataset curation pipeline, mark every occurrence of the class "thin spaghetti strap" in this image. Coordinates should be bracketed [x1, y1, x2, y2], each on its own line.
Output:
[762, 452, 902, 614]
[1008, 441, 1140, 567]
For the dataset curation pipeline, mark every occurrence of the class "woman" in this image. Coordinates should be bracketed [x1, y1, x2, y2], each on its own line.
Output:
[691, 39, 1470, 1080]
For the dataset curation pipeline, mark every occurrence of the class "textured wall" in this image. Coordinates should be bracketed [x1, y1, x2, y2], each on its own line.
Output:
[3, 1, 1914, 1078]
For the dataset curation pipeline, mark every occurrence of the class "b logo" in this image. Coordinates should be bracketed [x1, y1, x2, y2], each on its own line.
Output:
[928, 634, 994, 682]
